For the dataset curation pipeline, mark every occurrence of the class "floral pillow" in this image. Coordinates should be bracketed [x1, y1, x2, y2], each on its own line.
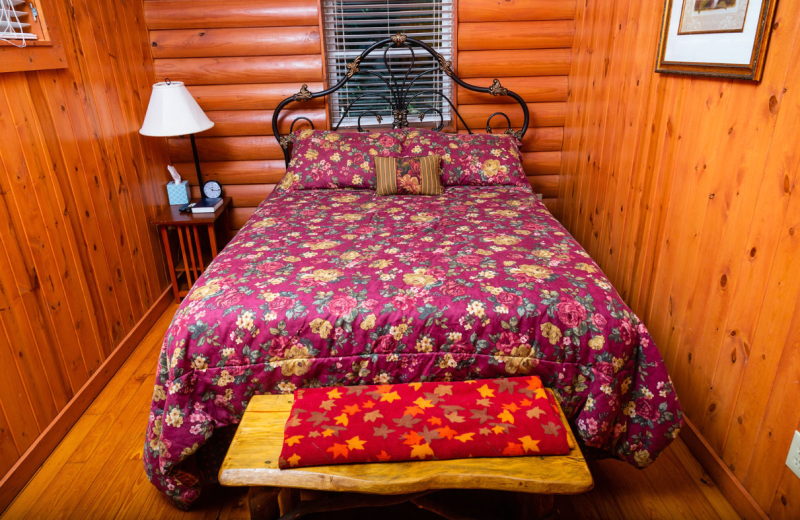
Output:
[374, 155, 443, 196]
[400, 128, 530, 189]
[279, 129, 406, 192]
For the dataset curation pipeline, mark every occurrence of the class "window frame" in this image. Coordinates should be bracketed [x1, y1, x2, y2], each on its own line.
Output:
[0, 0, 66, 73]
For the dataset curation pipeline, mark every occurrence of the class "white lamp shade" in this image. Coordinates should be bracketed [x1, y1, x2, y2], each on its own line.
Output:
[139, 81, 214, 137]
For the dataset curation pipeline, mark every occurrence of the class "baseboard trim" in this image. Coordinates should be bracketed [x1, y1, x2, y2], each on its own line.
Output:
[0, 285, 173, 514]
[680, 417, 769, 520]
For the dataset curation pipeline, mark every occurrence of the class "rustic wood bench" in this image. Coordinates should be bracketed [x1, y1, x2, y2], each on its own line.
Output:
[219, 389, 593, 520]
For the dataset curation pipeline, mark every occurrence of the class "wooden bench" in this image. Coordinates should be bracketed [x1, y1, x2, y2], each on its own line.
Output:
[219, 389, 593, 520]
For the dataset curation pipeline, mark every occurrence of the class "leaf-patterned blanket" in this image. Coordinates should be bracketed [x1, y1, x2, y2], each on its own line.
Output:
[143, 185, 683, 509]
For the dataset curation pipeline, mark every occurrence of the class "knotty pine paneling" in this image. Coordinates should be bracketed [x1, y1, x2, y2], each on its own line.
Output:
[559, 0, 800, 517]
[456, 0, 576, 210]
[144, 0, 327, 233]
[0, 0, 169, 479]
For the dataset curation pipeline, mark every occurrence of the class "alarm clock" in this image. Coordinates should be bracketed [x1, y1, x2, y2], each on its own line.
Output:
[202, 180, 223, 199]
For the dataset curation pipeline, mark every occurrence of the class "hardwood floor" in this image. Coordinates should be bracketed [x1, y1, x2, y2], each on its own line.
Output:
[2, 304, 740, 519]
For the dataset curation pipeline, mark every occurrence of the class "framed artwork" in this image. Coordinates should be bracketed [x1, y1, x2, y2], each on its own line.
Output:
[656, 0, 779, 81]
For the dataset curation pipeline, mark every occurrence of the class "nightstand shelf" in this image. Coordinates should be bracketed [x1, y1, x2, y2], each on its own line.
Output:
[152, 197, 232, 303]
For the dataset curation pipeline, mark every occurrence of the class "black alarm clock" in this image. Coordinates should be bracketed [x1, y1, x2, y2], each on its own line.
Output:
[202, 180, 223, 199]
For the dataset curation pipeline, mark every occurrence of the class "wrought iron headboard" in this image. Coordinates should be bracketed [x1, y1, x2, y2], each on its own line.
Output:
[272, 33, 530, 166]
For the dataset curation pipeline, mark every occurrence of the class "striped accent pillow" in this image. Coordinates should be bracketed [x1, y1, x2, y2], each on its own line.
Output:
[374, 155, 443, 196]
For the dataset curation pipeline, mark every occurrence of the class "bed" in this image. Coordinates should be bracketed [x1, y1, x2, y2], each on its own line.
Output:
[143, 34, 683, 509]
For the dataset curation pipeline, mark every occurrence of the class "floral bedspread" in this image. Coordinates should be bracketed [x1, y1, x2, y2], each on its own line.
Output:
[143, 185, 683, 509]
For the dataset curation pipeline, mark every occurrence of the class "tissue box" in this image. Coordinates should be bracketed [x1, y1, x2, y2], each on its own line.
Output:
[166, 180, 190, 205]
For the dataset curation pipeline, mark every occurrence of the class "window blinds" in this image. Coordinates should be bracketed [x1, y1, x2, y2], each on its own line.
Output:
[0, 0, 37, 47]
[322, 0, 454, 129]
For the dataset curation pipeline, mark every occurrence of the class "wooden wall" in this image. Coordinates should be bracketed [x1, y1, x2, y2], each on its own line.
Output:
[144, 0, 327, 233]
[0, 0, 169, 479]
[456, 0, 575, 213]
[143, 0, 575, 230]
[559, 0, 800, 517]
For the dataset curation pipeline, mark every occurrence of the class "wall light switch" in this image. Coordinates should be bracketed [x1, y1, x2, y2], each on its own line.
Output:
[787, 431, 800, 480]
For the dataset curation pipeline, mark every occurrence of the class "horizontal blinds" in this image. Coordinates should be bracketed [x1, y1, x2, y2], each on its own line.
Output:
[0, 0, 37, 45]
[323, 0, 454, 129]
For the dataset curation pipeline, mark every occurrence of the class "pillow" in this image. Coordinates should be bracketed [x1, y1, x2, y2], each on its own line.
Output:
[400, 128, 529, 189]
[374, 155, 443, 196]
[279, 129, 406, 192]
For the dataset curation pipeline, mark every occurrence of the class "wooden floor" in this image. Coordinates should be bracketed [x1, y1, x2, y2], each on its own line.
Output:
[2, 304, 740, 520]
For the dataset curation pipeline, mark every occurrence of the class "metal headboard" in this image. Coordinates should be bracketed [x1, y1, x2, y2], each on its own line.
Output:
[271, 33, 530, 166]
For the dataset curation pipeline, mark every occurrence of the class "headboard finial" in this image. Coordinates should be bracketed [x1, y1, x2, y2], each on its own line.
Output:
[390, 32, 407, 46]
[293, 84, 312, 102]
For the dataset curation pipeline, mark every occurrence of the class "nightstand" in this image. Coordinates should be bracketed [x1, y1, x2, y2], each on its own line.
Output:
[152, 197, 232, 303]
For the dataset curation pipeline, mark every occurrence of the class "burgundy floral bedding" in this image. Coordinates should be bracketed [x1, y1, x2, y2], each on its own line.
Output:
[143, 184, 683, 509]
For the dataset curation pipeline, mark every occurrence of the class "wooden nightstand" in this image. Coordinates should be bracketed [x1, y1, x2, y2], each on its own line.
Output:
[152, 197, 232, 303]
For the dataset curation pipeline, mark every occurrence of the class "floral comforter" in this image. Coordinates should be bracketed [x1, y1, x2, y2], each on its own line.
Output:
[144, 185, 683, 509]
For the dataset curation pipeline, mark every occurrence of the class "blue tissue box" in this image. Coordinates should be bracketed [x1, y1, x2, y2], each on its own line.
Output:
[166, 180, 190, 205]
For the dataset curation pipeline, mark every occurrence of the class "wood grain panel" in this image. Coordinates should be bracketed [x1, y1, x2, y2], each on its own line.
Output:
[457, 77, 569, 104]
[143, 0, 319, 30]
[457, 49, 571, 77]
[527, 175, 559, 197]
[459, 103, 566, 130]
[153, 55, 323, 85]
[190, 184, 273, 207]
[173, 160, 285, 185]
[522, 152, 561, 176]
[458, 0, 577, 22]
[559, 0, 800, 517]
[458, 21, 574, 51]
[200, 109, 324, 137]
[188, 82, 326, 110]
[168, 136, 285, 162]
[150, 27, 321, 58]
[0, 0, 170, 502]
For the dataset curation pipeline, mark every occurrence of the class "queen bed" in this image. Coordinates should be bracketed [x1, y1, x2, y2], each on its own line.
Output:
[143, 34, 683, 509]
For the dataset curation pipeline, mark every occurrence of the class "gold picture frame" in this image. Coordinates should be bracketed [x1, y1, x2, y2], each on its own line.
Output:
[656, 0, 778, 81]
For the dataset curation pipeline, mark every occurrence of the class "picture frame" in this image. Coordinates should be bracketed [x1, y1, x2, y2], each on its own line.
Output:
[656, 0, 779, 81]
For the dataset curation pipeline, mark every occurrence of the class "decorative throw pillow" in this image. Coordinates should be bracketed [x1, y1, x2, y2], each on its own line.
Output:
[278, 376, 571, 469]
[279, 129, 406, 192]
[374, 155, 443, 196]
[400, 128, 529, 189]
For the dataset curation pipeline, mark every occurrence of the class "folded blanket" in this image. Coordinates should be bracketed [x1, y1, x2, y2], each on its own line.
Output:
[279, 376, 570, 468]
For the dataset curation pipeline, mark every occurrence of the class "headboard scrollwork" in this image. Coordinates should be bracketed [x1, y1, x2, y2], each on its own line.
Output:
[272, 33, 530, 166]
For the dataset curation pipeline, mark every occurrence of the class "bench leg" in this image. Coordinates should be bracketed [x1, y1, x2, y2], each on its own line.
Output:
[248, 486, 281, 520]
[515, 492, 554, 520]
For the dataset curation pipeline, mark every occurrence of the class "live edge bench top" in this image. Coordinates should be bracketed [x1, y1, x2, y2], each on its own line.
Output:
[218, 389, 593, 496]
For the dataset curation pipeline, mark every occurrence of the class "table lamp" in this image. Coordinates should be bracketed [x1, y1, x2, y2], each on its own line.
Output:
[140, 79, 214, 203]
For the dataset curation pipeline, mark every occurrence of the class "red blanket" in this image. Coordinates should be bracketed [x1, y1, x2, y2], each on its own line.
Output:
[279, 376, 570, 468]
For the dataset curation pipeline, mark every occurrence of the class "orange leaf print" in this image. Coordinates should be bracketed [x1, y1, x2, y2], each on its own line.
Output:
[455, 432, 475, 443]
[492, 425, 506, 435]
[286, 435, 304, 446]
[376, 450, 392, 462]
[436, 425, 458, 440]
[525, 377, 543, 391]
[380, 391, 401, 403]
[410, 443, 435, 460]
[534, 388, 547, 400]
[497, 409, 515, 424]
[502, 442, 525, 456]
[327, 443, 350, 459]
[402, 430, 424, 446]
[404, 406, 424, 417]
[321, 429, 335, 437]
[287, 453, 302, 467]
[362, 400, 375, 409]
[520, 398, 533, 407]
[519, 436, 540, 453]
[375, 385, 393, 394]
[427, 417, 443, 426]
[502, 402, 520, 412]
[334, 413, 349, 426]
[346, 436, 367, 450]
[327, 388, 343, 399]
[477, 384, 495, 398]
[413, 397, 434, 409]
[343, 404, 360, 415]
[409, 382, 422, 391]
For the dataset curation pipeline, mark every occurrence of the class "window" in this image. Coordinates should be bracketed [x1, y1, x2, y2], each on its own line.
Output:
[0, 0, 47, 47]
[322, 0, 454, 129]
